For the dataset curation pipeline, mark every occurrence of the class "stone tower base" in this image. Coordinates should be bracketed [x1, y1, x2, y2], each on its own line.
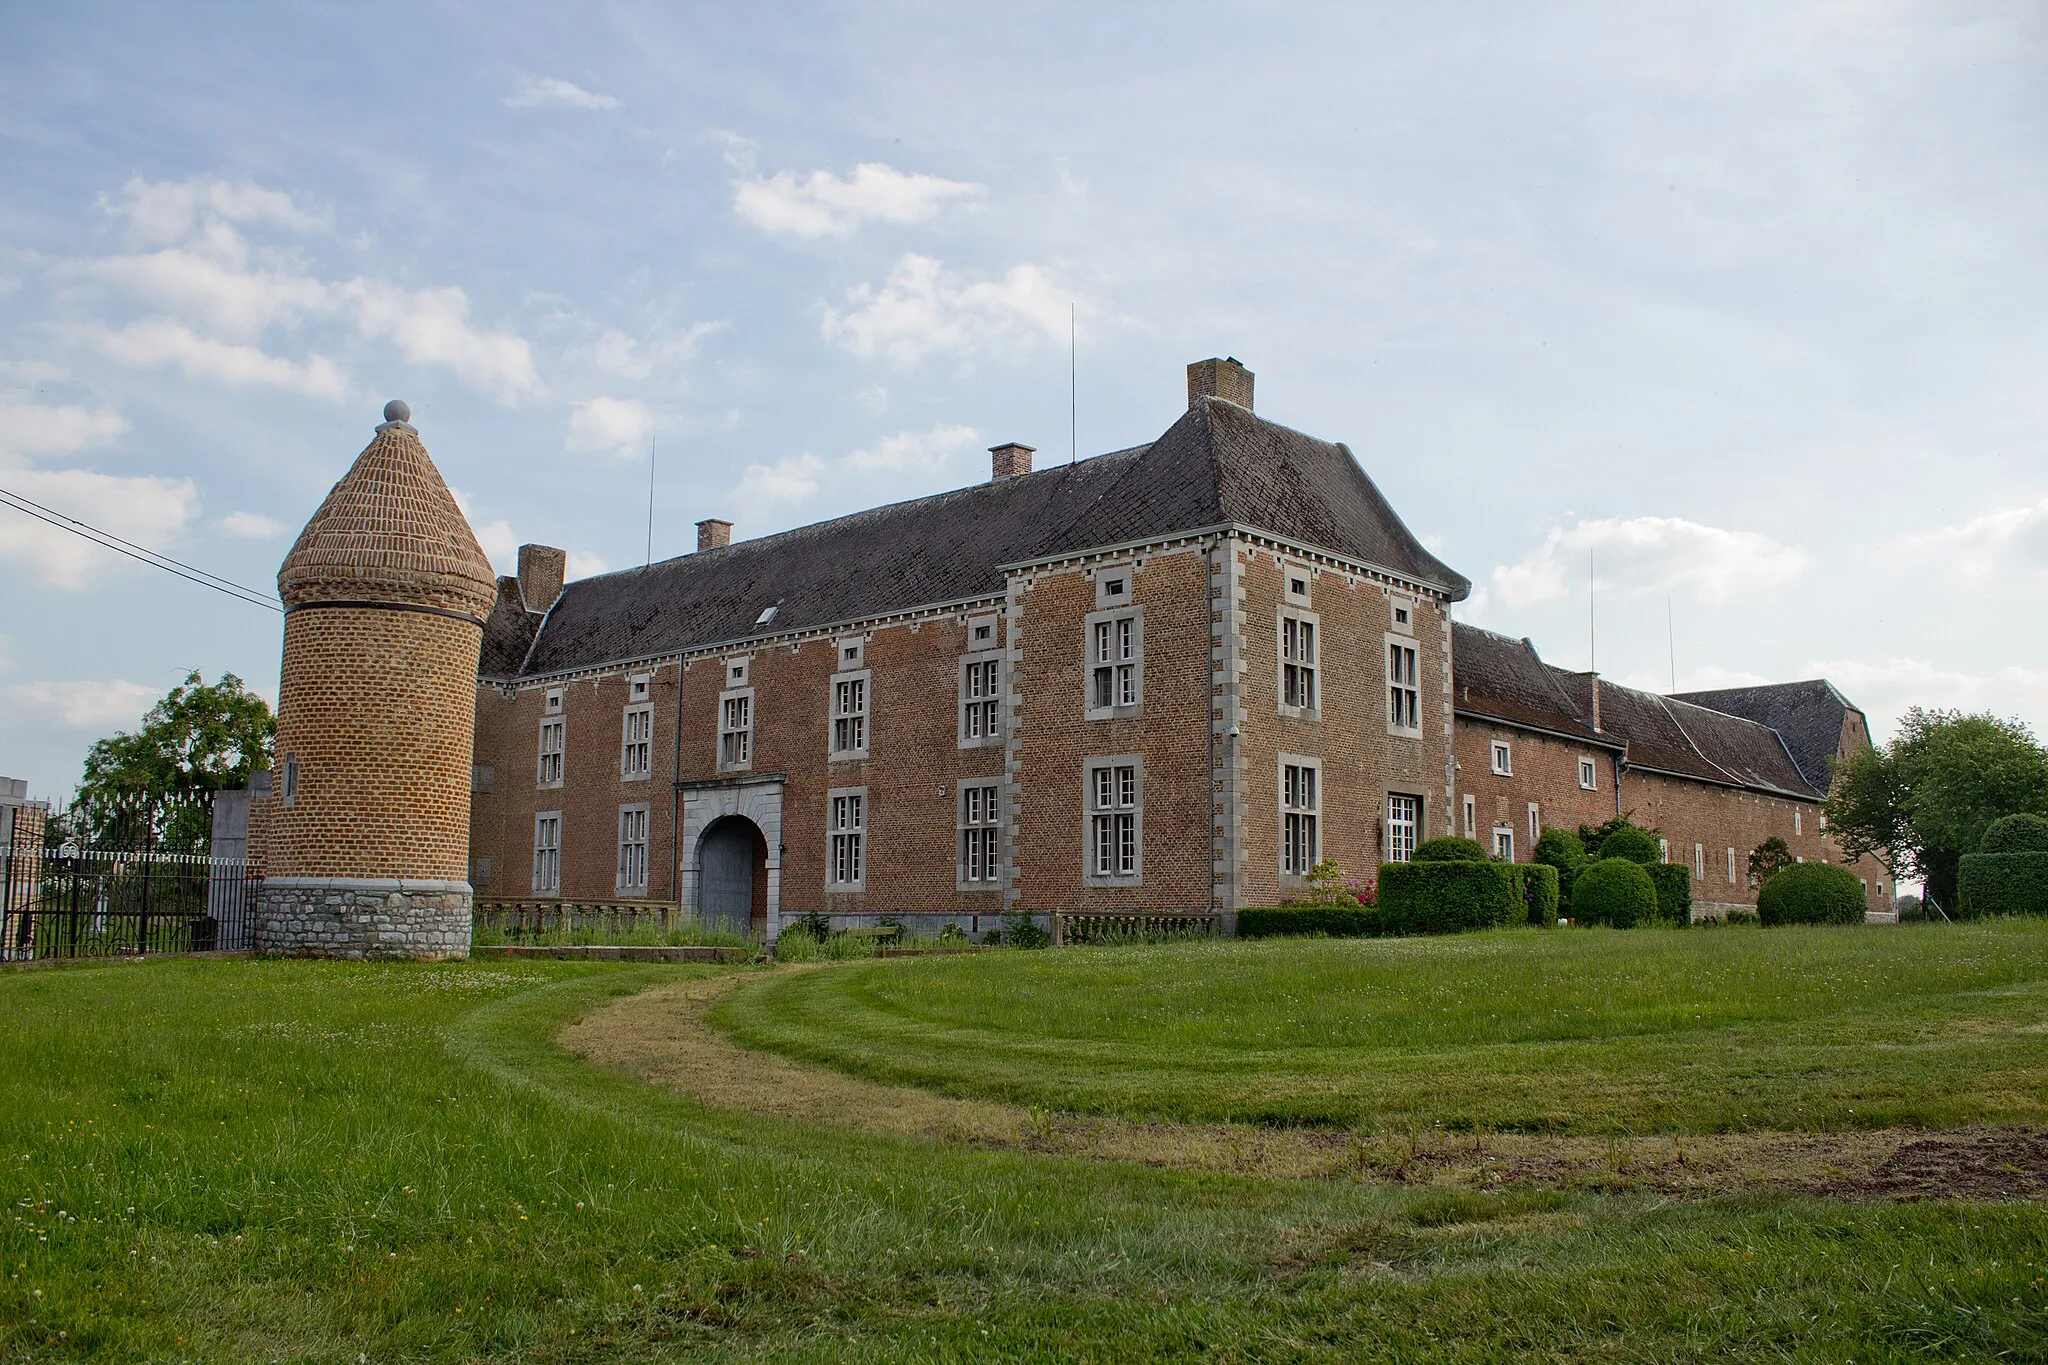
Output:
[254, 878, 472, 960]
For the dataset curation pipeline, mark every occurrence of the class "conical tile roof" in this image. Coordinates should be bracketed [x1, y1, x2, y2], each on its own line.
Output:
[279, 412, 495, 619]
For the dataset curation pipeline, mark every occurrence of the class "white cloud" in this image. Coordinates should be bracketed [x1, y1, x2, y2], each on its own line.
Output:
[567, 551, 607, 579]
[568, 321, 723, 381]
[84, 320, 347, 399]
[1908, 497, 2048, 580]
[735, 163, 982, 238]
[565, 397, 654, 458]
[472, 518, 517, 574]
[821, 254, 1070, 368]
[734, 452, 825, 507]
[0, 403, 128, 461]
[1, 680, 160, 732]
[841, 423, 981, 476]
[1491, 515, 1806, 608]
[218, 511, 286, 539]
[0, 360, 68, 386]
[505, 75, 621, 111]
[701, 128, 758, 172]
[102, 175, 324, 244]
[1801, 657, 2048, 741]
[79, 230, 331, 338]
[339, 279, 539, 402]
[0, 466, 201, 589]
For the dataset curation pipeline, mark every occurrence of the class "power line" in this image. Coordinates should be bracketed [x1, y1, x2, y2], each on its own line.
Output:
[0, 485, 282, 612]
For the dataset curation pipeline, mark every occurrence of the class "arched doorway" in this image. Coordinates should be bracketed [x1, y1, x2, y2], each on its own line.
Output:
[697, 816, 767, 937]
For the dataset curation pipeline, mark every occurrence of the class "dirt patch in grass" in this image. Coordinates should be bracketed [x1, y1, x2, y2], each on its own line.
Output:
[562, 970, 2048, 1201]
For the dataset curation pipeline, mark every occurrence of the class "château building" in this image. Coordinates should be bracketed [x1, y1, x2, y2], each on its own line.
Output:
[465, 358, 1889, 939]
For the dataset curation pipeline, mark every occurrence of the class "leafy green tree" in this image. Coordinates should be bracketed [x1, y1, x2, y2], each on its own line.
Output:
[1823, 708, 2048, 913]
[1748, 836, 1794, 887]
[73, 671, 274, 849]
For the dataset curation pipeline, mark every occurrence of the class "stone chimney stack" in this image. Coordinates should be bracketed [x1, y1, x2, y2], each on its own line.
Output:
[1187, 356, 1254, 410]
[989, 442, 1035, 481]
[516, 544, 566, 611]
[696, 518, 733, 552]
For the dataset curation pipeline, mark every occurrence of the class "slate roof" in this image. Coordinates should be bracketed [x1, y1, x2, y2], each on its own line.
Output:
[1452, 622, 1822, 799]
[1669, 680, 1854, 791]
[508, 397, 1469, 678]
[480, 577, 541, 677]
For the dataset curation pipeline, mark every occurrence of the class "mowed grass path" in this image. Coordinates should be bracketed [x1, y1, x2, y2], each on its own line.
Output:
[1, 951, 2045, 1360]
[713, 921, 2048, 1132]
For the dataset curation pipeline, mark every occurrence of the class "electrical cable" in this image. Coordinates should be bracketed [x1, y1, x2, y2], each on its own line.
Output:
[0, 485, 282, 611]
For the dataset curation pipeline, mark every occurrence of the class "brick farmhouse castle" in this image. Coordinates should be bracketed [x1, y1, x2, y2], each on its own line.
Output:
[424, 357, 1889, 945]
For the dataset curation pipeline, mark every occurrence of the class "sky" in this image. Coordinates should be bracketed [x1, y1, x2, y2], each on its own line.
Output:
[3, 1, 2046, 802]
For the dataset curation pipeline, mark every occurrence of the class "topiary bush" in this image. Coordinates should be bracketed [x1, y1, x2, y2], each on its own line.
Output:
[1375, 861, 1526, 935]
[1757, 862, 1866, 926]
[1594, 826, 1661, 866]
[1534, 828, 1587, 914]
[1980, 813, 2048, 854]
[1956, 853, 2048, 918]
[1412, 836, 1490, 863]
[1572, 858, 1660, 928]
[1236, 905, 1381, 938]
[1512, 863, 1561, 926]
[1646, 863, 1692, 925]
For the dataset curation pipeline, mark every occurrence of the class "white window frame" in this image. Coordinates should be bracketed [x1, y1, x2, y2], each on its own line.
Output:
[718, 687, 754, 772]
[1527, 802, 1540, 847]
[537, 717, 565, 789]
[1578, 757, 1598, 791]
[533, 811, 562, 895]
[1083, 755, 1143, 885]
[957, 779, 1003, 891]
[1694, 842, 1705, 878]
[966, 613, 998, 649]
[1658, 837, 1670, 863]
[1084, 607, 1144, 720]
[826, 786, 867, 891]
[829, 668, 871, 761]
[1386, 792, 1422, 863]
[1795, 809, 1803, 836]
[617, 804, 650, 894]
[1278, 609, 1320, 719]
[1280, 755, 1321, 878]
[1727, 846, 1738, 885]
[1493, 826, 1515, 862]
[1094, 566, 1133, 609]
[1461, 793, 1476, 839]
[620, 702, 653, 781]
[1490, 740, 1512, 776]
[958, 650, 1003, 748]
[1386, 635, 1421, 736]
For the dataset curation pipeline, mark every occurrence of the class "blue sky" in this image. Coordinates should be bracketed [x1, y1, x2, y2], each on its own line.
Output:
[4, 1, 2047, 800]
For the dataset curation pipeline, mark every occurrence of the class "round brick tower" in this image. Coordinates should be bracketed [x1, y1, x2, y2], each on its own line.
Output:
[254, 401, 495, 959]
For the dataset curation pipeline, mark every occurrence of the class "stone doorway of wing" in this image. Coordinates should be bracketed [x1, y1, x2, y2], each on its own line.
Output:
[697, 815, 768, 939]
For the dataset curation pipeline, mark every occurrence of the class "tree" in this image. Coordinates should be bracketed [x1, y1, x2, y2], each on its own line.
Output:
[73, 671, 274, 849]
[1748, 836, 1794, 887]
[1823, 708, 2048, 913]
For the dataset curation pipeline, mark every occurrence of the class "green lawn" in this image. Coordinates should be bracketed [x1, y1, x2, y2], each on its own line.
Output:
[0, 945, 2041, 1360]
[713, 920, 2048, 1132]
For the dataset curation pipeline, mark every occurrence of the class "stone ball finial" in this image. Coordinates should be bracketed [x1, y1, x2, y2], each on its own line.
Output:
[383, 399, 411, 425]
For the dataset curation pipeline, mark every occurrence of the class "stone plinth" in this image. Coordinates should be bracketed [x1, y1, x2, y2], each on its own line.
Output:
[254, 877, 472, 960]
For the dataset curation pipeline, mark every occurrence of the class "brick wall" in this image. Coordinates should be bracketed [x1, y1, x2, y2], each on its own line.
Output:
[1452, 720, 1621, 857]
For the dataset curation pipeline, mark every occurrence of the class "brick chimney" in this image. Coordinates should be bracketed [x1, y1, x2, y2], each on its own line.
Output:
[989, 442, 1034, 481]
[516, 543, 567, 611]
[1187, 356, 1254, 410]
[696, 518, 733, 552]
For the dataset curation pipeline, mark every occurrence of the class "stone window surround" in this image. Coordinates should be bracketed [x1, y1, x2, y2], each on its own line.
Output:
[537, 717, 565, 789]
[1527, 801, 1540, 847]
[966, 612, 998, 649]
[1578, 756, 1598, 790]
[533, 810, 562, 896]
[1493, 825, 1515, 861]
[826, 784, 868, 892]
[1278, 752, 1321, 880]
[1461, 793, 1476, 839]
[1277, 607, 1320, 720]
[1281, 561, 1314, 608]
[1083, 605, 1145, 721]
[958, 649, 1003, 749]
[1490, 739, 1512, 776]
[616, 803, 650, 894]
[1386, 634, 1421, 737]
[718, 686, 754, 772]
[956, 778, 1003, 892]
[1082, 754, 1144, 887]
[620, 702, 653, 781]
[828, 667, 872, 762]
[1384, 789, 1425, 863]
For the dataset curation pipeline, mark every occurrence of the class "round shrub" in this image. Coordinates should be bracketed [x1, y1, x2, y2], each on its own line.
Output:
[1572, 858, 1660, 928]
[1757, 862, 1866, 926]
[1594, 826, 1661, 865]
[1980, 813, 2048, 854]
[1412, 836, 1489, 863]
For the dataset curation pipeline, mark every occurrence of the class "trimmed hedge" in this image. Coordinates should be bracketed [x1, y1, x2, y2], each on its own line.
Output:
[1757, 862, 1865, 926]
[1595, 827, 1661, 865]
[1535, 828, 1588, 915]
[1376, 861, 1528, 935]
[1236, 905, 1380, 938]
[1980, 813, 2048, 854]
[1956, 851, 2048, 919]
[1573, 858, 1659, 928]
[1647, 863, 1692, 925]
[1412, 837, 1490, 863]
[1514, 863, 1561, 926]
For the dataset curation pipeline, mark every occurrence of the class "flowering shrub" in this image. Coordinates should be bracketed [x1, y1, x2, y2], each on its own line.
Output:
[1280, 859, 1376, 910]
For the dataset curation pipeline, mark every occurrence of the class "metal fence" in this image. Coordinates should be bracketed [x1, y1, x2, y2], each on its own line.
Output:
[1, 797, 260, 962]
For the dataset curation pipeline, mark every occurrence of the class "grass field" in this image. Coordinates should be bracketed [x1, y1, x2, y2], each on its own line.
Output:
[714, 920, 2048, 1132]
[0, 931, 2041, 1360]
